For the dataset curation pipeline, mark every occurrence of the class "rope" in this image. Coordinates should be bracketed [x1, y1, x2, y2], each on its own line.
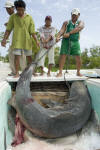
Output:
[33, 38, 63, 66]
[64, 37, 71, 92]
[66, 38, 71, 73]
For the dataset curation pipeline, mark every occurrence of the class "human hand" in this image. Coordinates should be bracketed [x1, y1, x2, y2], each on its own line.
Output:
[43, 39, 49, 43]
[43, 46, 48, 50]
[4, 23, 8, 26]
[63, 33, 70, 38]
[36, 41, 40, 49]
[41, 37, 45, 43]
[56, 37, 61, 42]
[1, 39, 6, 47]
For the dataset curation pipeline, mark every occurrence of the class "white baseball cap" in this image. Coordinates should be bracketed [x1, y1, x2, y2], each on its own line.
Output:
[5, 1, 14, 8]
[71, 8, 80, 16]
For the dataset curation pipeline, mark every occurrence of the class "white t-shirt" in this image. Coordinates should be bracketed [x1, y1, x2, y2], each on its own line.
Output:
[39, 26, 56, 49]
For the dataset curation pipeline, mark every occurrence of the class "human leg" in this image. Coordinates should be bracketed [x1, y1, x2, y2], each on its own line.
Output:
[75, 55, 82, 76]
[56, 54, 67, 77]
[48, 48, 55, 77]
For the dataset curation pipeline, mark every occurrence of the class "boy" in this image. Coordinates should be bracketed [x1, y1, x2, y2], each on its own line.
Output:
[38, 16, 56, 77]
[1, 0, 39, 78]
[4, 0, 26, 76]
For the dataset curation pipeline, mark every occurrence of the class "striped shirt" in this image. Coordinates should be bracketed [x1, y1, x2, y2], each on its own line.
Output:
[39, 26, 56, 49]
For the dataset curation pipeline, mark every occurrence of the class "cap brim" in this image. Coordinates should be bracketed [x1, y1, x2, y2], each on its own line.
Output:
[4, 7, 11, 8]
[4, 5, 14, 8]
[72, 13, 79, 15]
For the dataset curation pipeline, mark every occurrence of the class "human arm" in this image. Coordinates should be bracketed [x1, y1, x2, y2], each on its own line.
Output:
[1, 15, 14, 47]
[69, 21, 84, 35]
[43, 35, 53, 43]
[29, 17, 40, 48]
[31, 33, 40, 48]
[39, 27, 53, 44]
[4, 22, 8, 26]
[44, 27, 56, 43]
[63, 21, 84, 38]
[1, 30, 11, 47]
[56, 21, 68, 42]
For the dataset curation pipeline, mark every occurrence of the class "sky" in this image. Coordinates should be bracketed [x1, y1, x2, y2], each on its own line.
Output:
[0, 0, 100, 56]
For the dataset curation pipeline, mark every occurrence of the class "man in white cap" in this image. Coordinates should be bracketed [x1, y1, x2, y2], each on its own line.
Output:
[56, 8, 84, 77]
[4, 0, 26, 76]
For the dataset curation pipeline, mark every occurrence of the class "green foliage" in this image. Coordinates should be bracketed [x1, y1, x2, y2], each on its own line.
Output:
[52, 45, 100, 71]
[0, 32, 4, 42]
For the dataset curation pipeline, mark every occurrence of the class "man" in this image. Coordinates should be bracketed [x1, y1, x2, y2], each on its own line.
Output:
[1, 0, 39, 78]
[38, 16, 56, 76]
[4, 0, 26, 76]
[56, 8, 84, 77]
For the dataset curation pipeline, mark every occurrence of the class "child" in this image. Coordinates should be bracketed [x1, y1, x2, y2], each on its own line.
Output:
[38, 16, 56, 77]
[1, 0, 39, 78]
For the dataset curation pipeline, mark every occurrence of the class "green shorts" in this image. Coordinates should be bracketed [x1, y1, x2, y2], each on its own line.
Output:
[60, 38, 81, 56]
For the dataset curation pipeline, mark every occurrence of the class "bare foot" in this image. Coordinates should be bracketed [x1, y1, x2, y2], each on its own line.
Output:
[33, 73, 38, 77]
[40, 72, 44, 76]
[47, 73, 51, 77]
[56, 72, 62, 77]
[8, 72, 15, 76]
[77, 72, 83, 77]
[13, 74, 20, 78]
